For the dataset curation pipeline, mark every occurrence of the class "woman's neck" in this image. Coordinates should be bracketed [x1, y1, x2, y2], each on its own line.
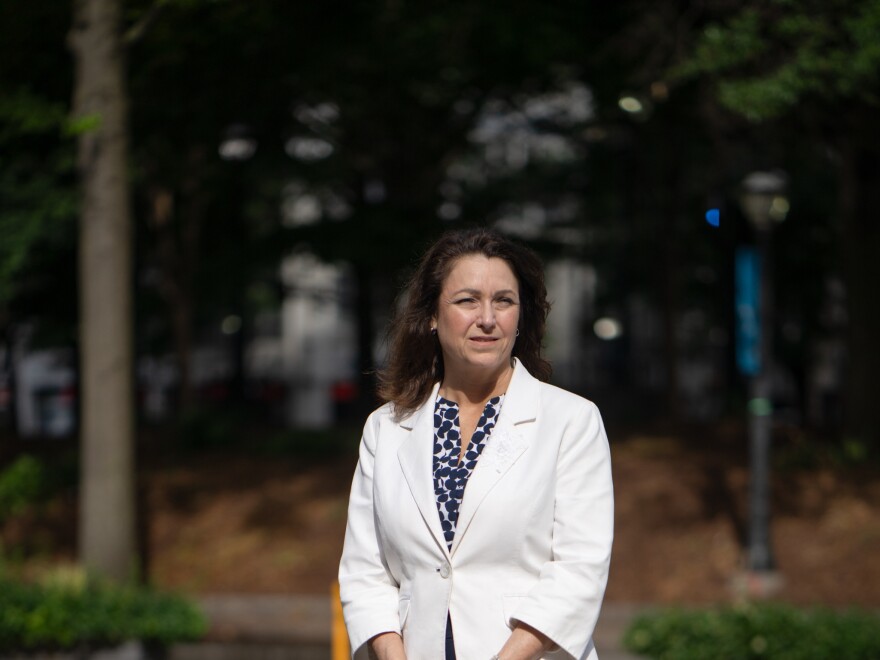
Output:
[439, 361, 514, 405]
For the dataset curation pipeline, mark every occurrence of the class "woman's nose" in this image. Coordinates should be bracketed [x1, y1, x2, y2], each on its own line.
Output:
[476, 301, 496, 329]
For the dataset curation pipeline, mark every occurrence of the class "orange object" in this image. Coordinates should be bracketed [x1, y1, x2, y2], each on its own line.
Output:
[331, 581, 350, 659]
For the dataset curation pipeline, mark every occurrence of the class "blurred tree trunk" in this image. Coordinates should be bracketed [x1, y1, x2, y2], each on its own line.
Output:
[150, 184, 196, 414]
[69, 0, 137, 581]
[660, 133, 684, 423]
[149, 152, 207, 416]
[836, 131, 880, 445]
[354, 262, 376, 413]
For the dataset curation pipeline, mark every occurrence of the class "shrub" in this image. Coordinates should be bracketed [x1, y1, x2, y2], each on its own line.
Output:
[622, 603, 880, 659]
[0, 456, 45, 522]
[177, 406, 241, 450]
[259, 427, 360, 457]
[0, 571, 206, 651]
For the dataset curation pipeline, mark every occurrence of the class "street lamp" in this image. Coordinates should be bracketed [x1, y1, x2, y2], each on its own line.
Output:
[737, 170, 788, 579]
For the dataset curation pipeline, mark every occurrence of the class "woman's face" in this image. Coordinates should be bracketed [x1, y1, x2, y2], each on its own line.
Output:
[432, 254, 520, 379]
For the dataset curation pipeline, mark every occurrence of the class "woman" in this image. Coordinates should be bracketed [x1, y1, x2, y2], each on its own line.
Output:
[339, 228, 613, 660]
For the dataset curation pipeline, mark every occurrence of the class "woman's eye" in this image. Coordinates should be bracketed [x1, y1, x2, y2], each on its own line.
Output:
[496, 297, 516, 307]
[454, 297, 477, 305]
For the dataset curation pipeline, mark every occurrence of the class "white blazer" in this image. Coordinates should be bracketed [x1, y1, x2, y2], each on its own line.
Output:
[339, 359, 614, 659]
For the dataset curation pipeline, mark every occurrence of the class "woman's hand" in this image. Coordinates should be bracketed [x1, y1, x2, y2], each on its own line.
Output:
[494, 622, 555, 660]
[367, 632, 406, 660]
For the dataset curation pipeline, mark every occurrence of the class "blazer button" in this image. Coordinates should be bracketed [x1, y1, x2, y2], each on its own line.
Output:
[439, 564, 451, 578]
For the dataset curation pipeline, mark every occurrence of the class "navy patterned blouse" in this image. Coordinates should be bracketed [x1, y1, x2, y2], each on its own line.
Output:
[432, 394, 505, 549]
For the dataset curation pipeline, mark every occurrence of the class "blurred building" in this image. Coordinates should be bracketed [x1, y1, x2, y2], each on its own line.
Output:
[7, 325, 77, 438]
[544, 258, 597, 391]
[277, 252, 357, 428]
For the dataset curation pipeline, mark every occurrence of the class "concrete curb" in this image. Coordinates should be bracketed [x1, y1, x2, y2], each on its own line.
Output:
[173, 595, 647, 659]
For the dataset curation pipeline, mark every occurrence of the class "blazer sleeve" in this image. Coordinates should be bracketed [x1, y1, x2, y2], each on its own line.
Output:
[338, 410, 401, 657]
[510, 400, 614, 659]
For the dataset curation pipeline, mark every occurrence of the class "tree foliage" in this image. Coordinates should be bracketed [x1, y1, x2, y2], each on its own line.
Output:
[0, 3, 77, 311]
[674, 0, 880, 121]
[2, 0, 875, 436]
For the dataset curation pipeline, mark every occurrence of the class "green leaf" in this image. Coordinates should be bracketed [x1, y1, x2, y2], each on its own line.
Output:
[64, 113, 102, 136]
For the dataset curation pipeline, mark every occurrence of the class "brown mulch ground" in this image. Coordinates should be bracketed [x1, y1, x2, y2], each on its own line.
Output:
[3, 422, 880, 606]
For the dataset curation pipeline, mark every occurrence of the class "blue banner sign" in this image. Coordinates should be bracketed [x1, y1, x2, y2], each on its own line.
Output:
[735, 247, 761, 376]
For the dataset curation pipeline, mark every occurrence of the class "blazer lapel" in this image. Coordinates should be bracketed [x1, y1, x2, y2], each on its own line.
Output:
[450, 360, 540, 557]
[397, 382, 451, 558]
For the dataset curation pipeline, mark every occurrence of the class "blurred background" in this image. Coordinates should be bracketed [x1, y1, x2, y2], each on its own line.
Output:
[1, 0, 879, 651]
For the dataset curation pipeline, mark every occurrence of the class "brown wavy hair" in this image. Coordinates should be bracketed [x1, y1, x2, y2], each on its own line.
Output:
[377, 227, 551, 418]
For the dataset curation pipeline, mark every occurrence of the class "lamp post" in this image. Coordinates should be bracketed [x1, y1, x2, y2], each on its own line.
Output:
[737, 171, 789, 577]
